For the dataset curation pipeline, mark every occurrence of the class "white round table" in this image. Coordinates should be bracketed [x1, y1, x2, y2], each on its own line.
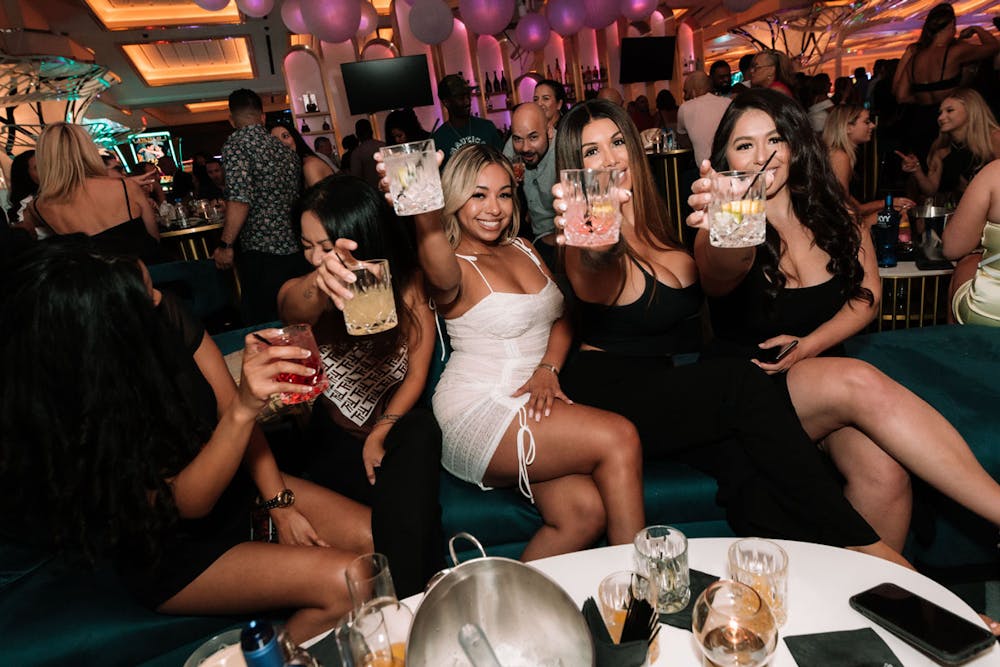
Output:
[522, 538, 998, 666]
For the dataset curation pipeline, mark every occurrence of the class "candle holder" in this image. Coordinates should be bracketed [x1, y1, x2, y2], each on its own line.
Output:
[692, 580, 777, 667]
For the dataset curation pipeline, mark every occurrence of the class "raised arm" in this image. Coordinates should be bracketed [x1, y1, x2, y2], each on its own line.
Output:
[943, 159, 998, 259]
[954, 25, 999, 66]
[686, 161, 755, 297]
[412, 209, 464, 308]
[167, 332, 317, 518]
[191, 331, 327, 545]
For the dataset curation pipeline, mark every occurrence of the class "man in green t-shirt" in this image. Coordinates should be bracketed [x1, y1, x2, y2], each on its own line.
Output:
[432, 74, 503, 165]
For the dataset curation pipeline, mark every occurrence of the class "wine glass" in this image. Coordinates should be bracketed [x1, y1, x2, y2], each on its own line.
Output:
[692, 580, 778, 667]
[344, 553, 412, 664]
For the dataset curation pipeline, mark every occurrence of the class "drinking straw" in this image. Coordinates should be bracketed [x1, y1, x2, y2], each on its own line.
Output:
[742, 150, 777, 199]
[252, 333, 273, 346]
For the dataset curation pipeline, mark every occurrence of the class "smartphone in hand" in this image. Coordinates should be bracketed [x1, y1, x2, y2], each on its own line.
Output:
[757, 340, 798, 364]
[850, 583, 995, 665]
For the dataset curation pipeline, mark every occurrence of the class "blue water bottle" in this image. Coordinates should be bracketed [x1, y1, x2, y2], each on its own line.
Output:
[241, 620, 284, 667]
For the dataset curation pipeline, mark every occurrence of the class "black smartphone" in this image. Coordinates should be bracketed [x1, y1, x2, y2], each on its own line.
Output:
[758, 340, 798, 364]
[849, 583, 995, 665]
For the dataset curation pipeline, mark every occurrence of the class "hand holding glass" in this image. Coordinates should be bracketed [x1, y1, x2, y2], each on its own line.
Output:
[559, 168, 624, 247]
[342, 259, 398, 336]
[708, 170, 767, 248]
[383, 139, 444, 216]
[255, 324, 327, 404]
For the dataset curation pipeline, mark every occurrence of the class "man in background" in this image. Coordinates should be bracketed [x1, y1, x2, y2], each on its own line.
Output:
[730, 54, 755, 96]
[432, 74, 502, 164]
[350, 119, 385, 190]
[314, 136, 340, 171]
[213, 88, 303, 324]
[710, 60, 732, 96]
[159, 155, 194, 201]
[505, 103, 558, 270]
[597, 87, 625, 107]
[677, 71, 732, 166]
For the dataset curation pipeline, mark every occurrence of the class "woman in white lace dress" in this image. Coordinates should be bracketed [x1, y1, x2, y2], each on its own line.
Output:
[382, 144, 644, 560]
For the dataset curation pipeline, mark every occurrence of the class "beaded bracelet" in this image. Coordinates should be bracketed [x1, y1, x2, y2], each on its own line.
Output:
[537, 362, 559, 376]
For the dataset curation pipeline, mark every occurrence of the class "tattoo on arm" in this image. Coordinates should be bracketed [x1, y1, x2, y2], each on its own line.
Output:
[303, 286, 315, 300]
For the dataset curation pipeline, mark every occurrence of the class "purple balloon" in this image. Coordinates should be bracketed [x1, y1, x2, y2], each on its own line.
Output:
[545, 0, 585, 37]
[281, 0, 309, 33]
[301, 0, 362, 43]
[514, 12, 550, 52]
[409, 0, 454, 45]
[237, 0, 273, 18]
[459, 0, 514, 36]
[583, 0, 619, 29]
[193, 0, 230, 10]
[620, 0, 657, 22]
[357, 1, 378, 35]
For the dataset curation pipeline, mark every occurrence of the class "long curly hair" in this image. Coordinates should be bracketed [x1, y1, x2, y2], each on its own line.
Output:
[0, 236, 206, 563]
[296, 174, 419, 356]
[710, 89, 873, 306]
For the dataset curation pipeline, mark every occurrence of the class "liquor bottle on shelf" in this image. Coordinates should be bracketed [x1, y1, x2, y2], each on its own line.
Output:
[493, 71, 502, 93]
[555, 58, 563, 83]
[546, 63, 553, 80]
[584, 65, 592, 85]
[301, 121, 310, 133]
[500, 72, 508, 93]
[485, 73, 493, 96]
[321, 120, 330, 131]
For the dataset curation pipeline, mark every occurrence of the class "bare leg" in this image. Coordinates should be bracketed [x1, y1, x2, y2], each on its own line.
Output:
[788, 358, 1000, 526]
[822, 427, 912, 551]
[521, 474, 607, 560]
[483, 401, 644, 553]
[285, 474, 374, 553]
[159, 542, 360, 643]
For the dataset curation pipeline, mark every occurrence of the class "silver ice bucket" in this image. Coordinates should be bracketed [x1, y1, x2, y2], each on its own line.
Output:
[405, 534, 595, 666]
[911, 205, 954, 260]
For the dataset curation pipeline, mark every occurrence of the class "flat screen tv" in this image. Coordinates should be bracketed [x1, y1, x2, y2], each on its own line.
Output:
[340, 55, 434, 115]
[619, 37, 677, 84]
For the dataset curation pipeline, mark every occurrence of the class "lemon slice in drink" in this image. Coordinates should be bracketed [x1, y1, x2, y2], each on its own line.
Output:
[396, 166, 412, 191]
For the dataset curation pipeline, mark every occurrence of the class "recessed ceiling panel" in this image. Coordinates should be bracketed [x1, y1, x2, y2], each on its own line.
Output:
[83, 0, 242, 31]
[121, 36, 255, 86]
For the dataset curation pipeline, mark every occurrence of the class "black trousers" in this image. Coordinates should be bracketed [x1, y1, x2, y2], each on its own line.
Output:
[305, 405, 445, 598]
[237, 249, 310, 325]
[560, 351, 878, 548]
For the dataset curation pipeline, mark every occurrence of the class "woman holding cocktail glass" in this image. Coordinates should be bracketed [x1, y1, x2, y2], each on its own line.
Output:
[688, 88, 1000, 555]
[549, 98, 902, 565]
[370, 143, 645, 560]
[277, 174, 444, 595]
[0, 237, 373, 643]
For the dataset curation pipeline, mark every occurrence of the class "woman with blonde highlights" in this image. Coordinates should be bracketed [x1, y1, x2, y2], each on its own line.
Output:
[354, 143, 644, 560]
[27, 122, 161, 263]
[897, 88, 1000, 199]
[824, 105, 915, 223]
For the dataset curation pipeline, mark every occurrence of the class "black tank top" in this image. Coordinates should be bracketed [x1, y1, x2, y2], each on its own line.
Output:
[910, 44, 962, 93]
[577, 255, 703, 357]
[708, 251, 849, 359]
[33, 179, 164, 264]
[939, 142, 978, 194]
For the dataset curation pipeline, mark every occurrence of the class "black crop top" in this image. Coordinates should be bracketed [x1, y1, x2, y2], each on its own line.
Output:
[708, 251, 850, 359]
[910, 45, 962, 93]
[577, 256, 703, 357]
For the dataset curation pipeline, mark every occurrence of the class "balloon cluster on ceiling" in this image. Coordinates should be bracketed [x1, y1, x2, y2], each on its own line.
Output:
[195, 0, 673, 48]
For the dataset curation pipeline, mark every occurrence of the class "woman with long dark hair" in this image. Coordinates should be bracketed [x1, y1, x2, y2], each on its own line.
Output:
[277, 174, 443, 593]
[549, 98, 904, 564]
[271, 123, 336, 188]
[384, 108, 431, 145]
[688, 88, 1000, 551]
[533, 79, 568, 133]
[6, 149, 38, 225]
[0, 237, 372, 642]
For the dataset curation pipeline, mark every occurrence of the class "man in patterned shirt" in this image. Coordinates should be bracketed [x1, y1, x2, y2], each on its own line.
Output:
[213, 88, 304, 323]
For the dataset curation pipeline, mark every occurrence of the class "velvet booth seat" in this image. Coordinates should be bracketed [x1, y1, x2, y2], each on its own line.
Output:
[3, 324, 995, 665]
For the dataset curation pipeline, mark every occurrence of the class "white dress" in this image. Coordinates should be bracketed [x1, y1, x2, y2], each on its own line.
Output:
[432, 240, 564, 501]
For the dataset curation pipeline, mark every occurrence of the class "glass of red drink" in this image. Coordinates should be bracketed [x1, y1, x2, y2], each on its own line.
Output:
[257, 324, 327, 404]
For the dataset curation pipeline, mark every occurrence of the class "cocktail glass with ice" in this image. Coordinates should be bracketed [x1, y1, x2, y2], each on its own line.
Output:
[383, 139, 444, 216]
[708, 170, 767, 248]
[560, 168, 624, 247]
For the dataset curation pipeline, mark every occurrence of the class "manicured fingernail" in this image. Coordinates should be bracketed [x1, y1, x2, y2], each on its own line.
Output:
[305, 367, 316, 375]
[545, 408, 551, 417]
[301, 349, 311, 357]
